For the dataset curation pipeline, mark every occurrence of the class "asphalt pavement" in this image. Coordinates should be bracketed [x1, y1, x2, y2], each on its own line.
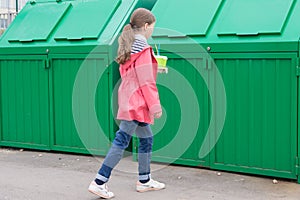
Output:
[0, 147, 299, 200]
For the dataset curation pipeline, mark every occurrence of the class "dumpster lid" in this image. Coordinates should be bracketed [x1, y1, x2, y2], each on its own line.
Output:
[152, 0, 222, 37]
[6, 0, 121, 43]
[216, 0, 295, 36]
[7, 2, 71, 42]
[54, 0, 121, 41]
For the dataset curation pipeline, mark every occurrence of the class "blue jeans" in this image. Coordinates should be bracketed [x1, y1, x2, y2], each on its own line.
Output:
[96, 120, 153, 182]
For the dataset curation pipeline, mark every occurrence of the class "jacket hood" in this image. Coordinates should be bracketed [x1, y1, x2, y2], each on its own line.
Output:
[119, 46, 153, 71]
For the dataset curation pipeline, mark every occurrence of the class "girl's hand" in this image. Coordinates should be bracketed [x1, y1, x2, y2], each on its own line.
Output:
[154, 111, 162, 118]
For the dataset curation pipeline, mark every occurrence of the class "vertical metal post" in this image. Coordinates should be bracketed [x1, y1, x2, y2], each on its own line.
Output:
[7, 0, 11, 25]
[16, 0, 18, 13]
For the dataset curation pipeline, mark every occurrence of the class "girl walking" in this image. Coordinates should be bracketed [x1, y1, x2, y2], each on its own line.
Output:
[88, 8, 165, 199]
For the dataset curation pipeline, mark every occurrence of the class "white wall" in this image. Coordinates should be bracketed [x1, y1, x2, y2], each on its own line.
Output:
[0, 0, 28, 30]
[0, 0, 28, 13]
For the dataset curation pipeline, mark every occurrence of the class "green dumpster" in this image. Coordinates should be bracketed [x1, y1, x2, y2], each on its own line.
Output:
[0, 0, 156, 155]
[132, 0, 300, 183]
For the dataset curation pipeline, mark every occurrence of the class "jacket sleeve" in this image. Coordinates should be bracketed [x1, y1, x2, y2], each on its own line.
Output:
[135, 49, 162, 115]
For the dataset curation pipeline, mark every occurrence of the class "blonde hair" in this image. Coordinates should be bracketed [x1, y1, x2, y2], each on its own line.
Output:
[116, 8, 156, 64]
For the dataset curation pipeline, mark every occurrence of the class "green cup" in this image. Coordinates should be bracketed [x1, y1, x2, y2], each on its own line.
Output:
[155, 55, 168, 67]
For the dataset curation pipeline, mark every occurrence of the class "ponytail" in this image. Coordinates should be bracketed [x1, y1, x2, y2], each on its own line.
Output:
[116, 24, 135, 64]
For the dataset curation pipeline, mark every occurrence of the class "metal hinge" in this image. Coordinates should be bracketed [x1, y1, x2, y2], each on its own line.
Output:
[205, 58, 212, 70]
[296, 156, 299, 175]
[296, 58, 300, 76]
[45, 59, 50, 69]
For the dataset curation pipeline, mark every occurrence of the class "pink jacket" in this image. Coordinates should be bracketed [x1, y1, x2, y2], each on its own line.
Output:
[116, 46, 162, 124]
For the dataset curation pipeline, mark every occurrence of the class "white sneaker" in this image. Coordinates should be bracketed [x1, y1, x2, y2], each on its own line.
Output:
[88, 181, 114, 199]
[136, 179, 166, 192]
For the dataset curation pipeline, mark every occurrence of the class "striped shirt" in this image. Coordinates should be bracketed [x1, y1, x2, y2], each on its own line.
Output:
[131, 34, 148, 54]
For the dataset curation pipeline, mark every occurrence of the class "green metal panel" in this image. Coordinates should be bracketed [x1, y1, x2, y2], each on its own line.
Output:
[152, 0, 222, 37]
[0, 55, 50, 149]
[108, 59, 120, 139]
[50, 54, 111, 155]
[150, 0, 300, 53]
[0, 0, 147, 54]
[7, 2, 71, 42]
[210, 53, 298, 180]
[54, 0, 121, 40]
[136, 0, 157, 10]
[216, 0, 295, 36]
[298, 54, 300, 183]
[133, 53, 210, 166]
